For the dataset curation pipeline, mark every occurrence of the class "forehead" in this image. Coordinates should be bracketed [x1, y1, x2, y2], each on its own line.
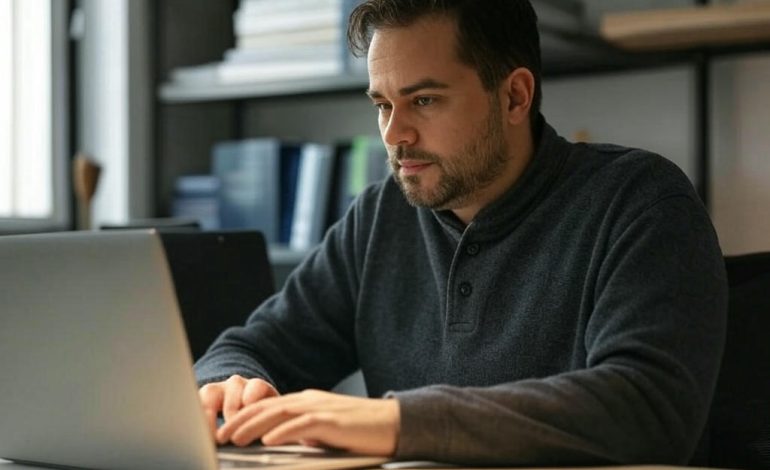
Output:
[367, 15, 475, 92]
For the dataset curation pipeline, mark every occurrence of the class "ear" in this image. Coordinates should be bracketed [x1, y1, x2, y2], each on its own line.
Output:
[501, 67, 535, 126]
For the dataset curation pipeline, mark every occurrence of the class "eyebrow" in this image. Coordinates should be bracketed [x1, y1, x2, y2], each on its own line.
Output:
[366, 78, 450, 99]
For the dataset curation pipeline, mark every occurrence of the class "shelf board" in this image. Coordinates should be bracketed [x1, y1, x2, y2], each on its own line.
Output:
[160, 16, 767, 105]
[159, 73, 369, 104]
[601, 2, 770, 52]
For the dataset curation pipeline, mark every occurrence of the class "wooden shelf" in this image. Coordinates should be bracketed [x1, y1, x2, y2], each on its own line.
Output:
[601, 2, 770, 52]
[159, 73, 369, 104]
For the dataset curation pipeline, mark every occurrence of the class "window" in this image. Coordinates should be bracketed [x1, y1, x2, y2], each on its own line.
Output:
[0, 0, 68, 231]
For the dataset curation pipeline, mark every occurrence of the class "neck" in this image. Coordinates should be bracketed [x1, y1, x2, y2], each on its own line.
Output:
[452, 120, 535, 225]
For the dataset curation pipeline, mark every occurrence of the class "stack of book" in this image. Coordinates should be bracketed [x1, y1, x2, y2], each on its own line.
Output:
[172, 136, 389, 250]
[169, 0, 365, 87]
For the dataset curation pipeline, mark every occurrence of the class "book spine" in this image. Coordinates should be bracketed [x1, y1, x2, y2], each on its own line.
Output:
[290, 143, 334, 250]
[237, 0, 341, 18]
[213, 139, 281, 243]
[234, 8, 341, 37]
[217, 60, 342, 83]
[236, 27, 341, 49]
[171, 175, 221, 230]
[279, 144, 303, 245]
[223, 44, 339, 64]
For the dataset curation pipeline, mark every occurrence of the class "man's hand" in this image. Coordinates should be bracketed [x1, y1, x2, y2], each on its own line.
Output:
[216, 389, 400, 456]
[198, 375, 280, 437]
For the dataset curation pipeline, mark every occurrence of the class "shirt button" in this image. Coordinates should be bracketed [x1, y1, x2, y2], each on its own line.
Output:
[466, 243, 480, 256]
[459, 282, 473, 297]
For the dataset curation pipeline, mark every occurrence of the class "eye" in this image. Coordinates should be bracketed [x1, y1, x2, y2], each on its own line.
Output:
[373, 102, 392, 112]
[414, 96, 435, 107]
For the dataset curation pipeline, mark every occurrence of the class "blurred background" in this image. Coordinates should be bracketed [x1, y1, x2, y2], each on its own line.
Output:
[1, 0, 769, 277]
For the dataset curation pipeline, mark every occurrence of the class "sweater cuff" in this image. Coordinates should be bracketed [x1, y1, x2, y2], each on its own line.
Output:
[385, 388, 450, 460]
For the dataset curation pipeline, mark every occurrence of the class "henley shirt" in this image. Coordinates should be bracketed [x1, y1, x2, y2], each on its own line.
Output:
[195, 119, 728, 466]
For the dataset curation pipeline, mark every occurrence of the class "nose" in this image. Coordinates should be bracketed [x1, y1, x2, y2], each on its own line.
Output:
[381, 109, 417, 147]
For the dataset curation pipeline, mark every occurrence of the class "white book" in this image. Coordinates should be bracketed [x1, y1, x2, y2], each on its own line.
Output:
[237, 0, 342, 18]
[223, 43, 340, 64]
[169, 62, 219, 86]
[217, 59, 343, 84]
[290, 143, 335, 251]
[235, 8, 341, 36]
[236, 27, 341, 50]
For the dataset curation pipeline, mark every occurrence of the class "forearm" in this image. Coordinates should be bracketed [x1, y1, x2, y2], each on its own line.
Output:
[391, 363, 702, 466]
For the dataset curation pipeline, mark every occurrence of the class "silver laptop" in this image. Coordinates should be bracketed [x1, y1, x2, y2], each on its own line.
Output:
[0, 231, 387, 470]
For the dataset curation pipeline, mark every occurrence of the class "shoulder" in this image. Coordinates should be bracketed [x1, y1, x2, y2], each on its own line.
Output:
[565, 141, 698, 206]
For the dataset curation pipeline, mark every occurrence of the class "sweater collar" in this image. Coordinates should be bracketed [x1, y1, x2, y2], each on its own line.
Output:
[430, 115, 570, 241]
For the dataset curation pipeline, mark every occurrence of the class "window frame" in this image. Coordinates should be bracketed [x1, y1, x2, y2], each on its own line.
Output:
[0, 0, 71, 234]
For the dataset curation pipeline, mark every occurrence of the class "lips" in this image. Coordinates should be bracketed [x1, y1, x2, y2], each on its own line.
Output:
[398, 160, 434, 176]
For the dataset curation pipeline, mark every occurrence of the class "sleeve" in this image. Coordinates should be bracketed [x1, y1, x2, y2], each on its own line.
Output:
[193, 189, 372, 393]
[390, 194, 728, 466]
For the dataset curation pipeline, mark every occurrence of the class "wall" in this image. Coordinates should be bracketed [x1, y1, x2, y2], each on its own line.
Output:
[712, 53, 770, 255]
[542, 66, 696, 180]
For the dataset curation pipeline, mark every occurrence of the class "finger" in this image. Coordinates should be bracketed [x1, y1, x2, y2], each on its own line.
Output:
[261, 413, 330, 447]
[242, 379, 279, 406]
[264, 413, 391, 456]
[217, 401, 261, 445]
[298, 439, 322, 448]
[219, 391, 327, 445]
[204, 407, 219, 439]
[226, 403, 297, 447]
[198, 384, 225, 437]
[222, 375, 246, 422]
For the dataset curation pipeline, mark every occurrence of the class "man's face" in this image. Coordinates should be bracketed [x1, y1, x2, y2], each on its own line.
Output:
[367, 15, 510, 211]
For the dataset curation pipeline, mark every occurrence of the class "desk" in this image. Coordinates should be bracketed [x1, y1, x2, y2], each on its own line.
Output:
[0, 460, 726, 470]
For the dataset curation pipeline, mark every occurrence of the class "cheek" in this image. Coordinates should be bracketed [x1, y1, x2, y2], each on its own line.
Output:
[424, 125, 468, 156]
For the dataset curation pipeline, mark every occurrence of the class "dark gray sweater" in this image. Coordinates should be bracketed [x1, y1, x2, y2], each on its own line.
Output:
[195, 121, 727, 466]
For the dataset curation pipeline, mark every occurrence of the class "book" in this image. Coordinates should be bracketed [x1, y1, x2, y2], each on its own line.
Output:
[213, 139, 303, 244]
[290, 143, 335, 251]
[223, 43, 340, 64]
[217, 59, 343, 84]
[330, 136, 390, 222]
[279, 145, 303, 245]
[234, 8, 341, 37]
[236, 27, 341, 49]
[169, 63, 219, 86]
[237, 0, 342, 18]
[170, 175, 221, 230]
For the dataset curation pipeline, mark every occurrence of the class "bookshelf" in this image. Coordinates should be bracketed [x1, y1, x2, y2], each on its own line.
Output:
[153, 0, 770, 283]
[160, 74, 369, 103]
[601, 2, 770, 52]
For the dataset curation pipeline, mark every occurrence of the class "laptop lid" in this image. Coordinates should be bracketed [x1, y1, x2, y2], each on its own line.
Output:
[0, 231, 218, 470]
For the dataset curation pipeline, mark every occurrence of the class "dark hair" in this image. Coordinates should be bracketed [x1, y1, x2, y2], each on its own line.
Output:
[348, 0, 542, 117]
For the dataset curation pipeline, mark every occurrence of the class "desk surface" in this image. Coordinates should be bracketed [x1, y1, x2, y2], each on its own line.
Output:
[0, 460, 726, 470]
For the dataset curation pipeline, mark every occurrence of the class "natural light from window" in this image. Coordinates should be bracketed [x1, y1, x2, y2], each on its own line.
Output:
[0, 0, 53, 219]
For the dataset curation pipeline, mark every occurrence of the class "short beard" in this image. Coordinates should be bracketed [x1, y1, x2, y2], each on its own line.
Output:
[389, 99, 508, 210]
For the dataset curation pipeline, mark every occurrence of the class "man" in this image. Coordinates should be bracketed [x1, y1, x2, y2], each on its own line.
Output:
[195, 0, 728, 466]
